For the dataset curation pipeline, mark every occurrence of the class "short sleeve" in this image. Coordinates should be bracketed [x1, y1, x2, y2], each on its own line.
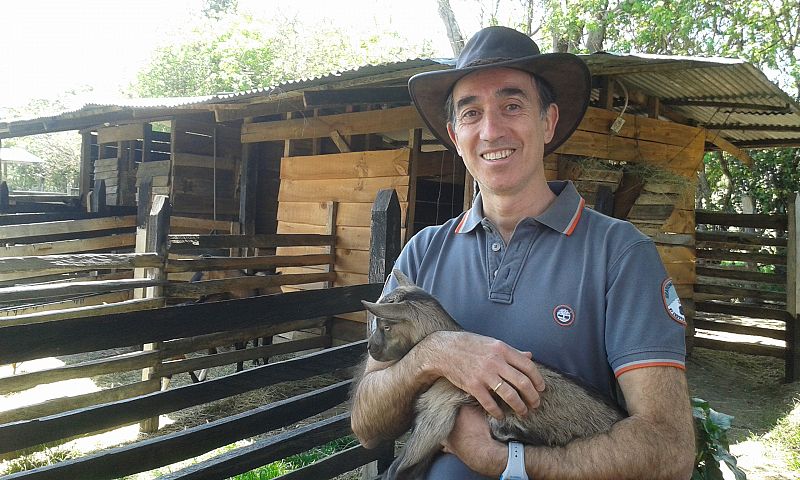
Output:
[605, 239, 687, 378]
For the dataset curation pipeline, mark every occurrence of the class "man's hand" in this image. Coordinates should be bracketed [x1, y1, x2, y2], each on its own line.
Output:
[442, 405, 506, 477]
[425, 331, 545, 419]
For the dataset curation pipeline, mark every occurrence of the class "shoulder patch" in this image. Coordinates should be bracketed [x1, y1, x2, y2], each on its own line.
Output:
[661, 278, 686, 325]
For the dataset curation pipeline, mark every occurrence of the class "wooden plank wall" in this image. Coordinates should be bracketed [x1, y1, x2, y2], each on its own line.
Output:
[170, 118, 241, 221]
[554, 107, 704, 311]
[276, 149, 410, 324]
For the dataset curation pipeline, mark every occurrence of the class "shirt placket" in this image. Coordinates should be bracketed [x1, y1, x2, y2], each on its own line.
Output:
[486, 220, 540, 304]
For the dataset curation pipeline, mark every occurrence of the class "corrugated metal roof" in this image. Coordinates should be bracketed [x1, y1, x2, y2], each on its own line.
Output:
[1, 54, 798, 148]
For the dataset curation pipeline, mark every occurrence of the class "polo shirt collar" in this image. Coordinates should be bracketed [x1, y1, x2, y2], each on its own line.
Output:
[454, 181, 585, 236]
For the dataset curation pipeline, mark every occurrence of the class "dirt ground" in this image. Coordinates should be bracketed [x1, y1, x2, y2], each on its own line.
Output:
[687, 346, 800, 479]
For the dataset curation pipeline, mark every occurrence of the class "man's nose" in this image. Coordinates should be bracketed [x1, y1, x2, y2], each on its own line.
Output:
[479, 108, 506, 142]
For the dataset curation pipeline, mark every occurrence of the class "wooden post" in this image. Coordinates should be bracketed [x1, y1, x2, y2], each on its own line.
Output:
[369, 189, 402, 284]
[594, 185, 614, 216]
[0, 181, 9, 214]
[79, 131, 95, 204]
[90, 179, 107, 214]
[239, 120, 257, 238]
[322, 201, 338, 347]
[139, 194, 170, 433]
[786, 193, 800, 382]
[405, 129, 422, 243]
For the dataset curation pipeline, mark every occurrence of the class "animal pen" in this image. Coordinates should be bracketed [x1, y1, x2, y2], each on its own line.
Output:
[1, 52, 800, 476]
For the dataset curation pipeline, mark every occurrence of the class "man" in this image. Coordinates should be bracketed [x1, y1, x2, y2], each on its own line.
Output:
[351, 26, 694, 479]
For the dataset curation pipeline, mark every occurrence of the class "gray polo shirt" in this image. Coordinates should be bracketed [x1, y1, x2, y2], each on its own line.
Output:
[382, 181, 686, 477]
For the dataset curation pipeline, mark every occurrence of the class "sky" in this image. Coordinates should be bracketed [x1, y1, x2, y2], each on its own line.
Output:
[0, 0, 478, 114]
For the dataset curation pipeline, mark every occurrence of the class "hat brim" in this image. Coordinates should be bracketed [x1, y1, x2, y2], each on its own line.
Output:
[408, 54, 591, 156]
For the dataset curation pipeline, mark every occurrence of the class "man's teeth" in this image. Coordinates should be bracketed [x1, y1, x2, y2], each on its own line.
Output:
[482, 149, 513, 160]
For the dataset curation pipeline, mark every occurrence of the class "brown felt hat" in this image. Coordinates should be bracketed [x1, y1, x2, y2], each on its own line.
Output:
[409, 26, 591, 155]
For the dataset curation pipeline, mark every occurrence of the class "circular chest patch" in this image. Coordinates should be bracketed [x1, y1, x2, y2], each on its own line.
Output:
[553, 305, 575, 327]
[662, 279, 686, 325]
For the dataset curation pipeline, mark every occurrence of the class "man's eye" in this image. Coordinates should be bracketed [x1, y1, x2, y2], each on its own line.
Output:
[506, 103, 521, 111]
[459, 110, 479, 122]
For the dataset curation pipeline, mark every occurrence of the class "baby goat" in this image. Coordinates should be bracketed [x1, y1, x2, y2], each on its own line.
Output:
[359, 269, 624, 480]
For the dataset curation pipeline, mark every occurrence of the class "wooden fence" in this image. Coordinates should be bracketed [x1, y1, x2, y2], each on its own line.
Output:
[693, 206, 800, 382]
[0, 189, 404, 478]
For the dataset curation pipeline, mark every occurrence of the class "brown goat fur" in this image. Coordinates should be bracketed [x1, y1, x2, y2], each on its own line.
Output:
[357, 269, 624, 480]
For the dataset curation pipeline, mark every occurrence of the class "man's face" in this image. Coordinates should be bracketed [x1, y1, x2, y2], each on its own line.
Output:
[446, 67, 558, 198]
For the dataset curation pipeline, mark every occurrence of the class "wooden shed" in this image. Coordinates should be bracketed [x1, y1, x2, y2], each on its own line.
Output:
[3, 54, 800, 342]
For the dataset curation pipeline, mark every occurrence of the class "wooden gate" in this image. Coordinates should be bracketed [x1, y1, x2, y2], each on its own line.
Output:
[693, 207, 800, 381]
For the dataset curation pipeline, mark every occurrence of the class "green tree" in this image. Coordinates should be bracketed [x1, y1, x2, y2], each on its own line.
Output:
[133, 15, 434, 98]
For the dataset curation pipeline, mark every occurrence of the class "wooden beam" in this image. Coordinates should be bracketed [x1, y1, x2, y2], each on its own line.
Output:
[0, 284, 381, 364]
[705, 130, 754, 166]
[303, 86, 412, 108]
[241, 106, 425, 143]
[330, 130, 352, 153]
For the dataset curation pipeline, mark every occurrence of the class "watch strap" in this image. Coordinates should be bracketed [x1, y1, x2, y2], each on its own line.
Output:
[499, 441, 528, 480]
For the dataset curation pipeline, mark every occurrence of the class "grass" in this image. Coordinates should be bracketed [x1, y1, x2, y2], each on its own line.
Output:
[0, 446, 78, 474]
[766, 401, 800, 471]
[230, 436, 359, 480]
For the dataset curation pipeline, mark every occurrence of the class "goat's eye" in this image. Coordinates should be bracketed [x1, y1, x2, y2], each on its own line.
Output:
[383, 324, 391, 331]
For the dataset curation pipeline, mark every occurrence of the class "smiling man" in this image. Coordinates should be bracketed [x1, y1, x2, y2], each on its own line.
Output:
[350, 26, 695, 479]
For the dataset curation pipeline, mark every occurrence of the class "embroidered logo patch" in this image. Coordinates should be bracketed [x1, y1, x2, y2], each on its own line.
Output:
[662, 278, 686, 325]
[553, 305, 575, 327]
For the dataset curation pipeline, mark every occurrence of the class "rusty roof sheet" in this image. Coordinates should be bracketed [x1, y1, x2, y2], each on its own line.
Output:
[1, 54, 798, 148]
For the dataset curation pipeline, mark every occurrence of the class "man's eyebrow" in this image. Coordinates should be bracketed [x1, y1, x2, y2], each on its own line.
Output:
[496, 87, 529, 99]
[455, 95, 478, 112]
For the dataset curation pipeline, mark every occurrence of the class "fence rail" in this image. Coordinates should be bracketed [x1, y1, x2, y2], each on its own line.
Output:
[693, 207, 798, 381]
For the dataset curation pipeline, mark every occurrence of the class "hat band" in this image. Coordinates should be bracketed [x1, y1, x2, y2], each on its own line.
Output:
[462, 57, 514, 68]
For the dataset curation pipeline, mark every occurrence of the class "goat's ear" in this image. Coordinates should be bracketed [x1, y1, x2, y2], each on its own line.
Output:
[361, 299, 413, 321]
[392, 269, 415, 288]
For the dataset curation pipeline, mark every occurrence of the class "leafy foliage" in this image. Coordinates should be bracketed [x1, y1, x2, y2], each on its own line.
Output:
[692, 397, 747, 480]
[133, 14, 434, 98]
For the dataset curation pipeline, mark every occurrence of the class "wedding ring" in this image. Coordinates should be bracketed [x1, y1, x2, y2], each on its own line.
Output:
[492, 381, 504, 392]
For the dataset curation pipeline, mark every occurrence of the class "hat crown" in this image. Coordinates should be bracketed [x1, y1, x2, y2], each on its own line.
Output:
[456, 26, 542, 70]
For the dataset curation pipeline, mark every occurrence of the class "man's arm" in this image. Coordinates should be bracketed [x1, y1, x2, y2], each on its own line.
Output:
[351, 331, 546, 448]
[443, 366, 695, 479]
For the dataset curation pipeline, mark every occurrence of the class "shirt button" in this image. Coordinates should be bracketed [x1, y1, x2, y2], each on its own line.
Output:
[491, 242, 501, 252]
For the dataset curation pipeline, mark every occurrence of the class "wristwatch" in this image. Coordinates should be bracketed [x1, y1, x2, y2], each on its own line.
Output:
[499, 441, 528, 480]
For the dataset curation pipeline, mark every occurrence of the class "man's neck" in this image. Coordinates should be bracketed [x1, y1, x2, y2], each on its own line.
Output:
[481, 181, 557, 244]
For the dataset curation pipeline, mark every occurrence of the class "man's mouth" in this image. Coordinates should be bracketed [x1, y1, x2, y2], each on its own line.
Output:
[481, 149, 515, 161]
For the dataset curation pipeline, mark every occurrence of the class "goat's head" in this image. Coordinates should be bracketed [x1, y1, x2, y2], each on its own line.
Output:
[362, 269, 459, 362]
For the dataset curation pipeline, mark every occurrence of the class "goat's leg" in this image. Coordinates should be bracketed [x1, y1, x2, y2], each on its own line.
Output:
[392, 383, 467, 479]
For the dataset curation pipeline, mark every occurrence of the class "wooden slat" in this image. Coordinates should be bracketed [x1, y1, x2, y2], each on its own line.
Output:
[278, 177, 410, 203]
[694, 319, 785, 340]
[168, 234, 334, 250]
[694, 284, 786, 302]
[696, 266, 786, 285]
[277, 224, 372, 251]
[695, 211, 787, 230]
[0, 284, 381, 363]
[169, 217, 233, 232]
[0, 233, 136, 257]
[0, 278, 162, 303]
[241, 106, 425, 143]
[1, 298, 162, 327]
[172, 153, 235, 170]
[275, 443, 394, 480]
[694, 301, 790, 321]
[165, 272, 335, 298]
[578, 107, 702, 148]
[165, 254, 333, 272]
[277, 202, 409, 228]
[0, 345, 364, 455]
[162, 413, 353, 480]
[0, 253, 162, 275]
[696, 230, 787, 247]
[692, 336, 786, 358]
[0, 215, 136, 242]
[0, 292, 131, 318]
[0, 379, 160, 425]
[96, 124, 145, 144]
[696, 249, 786, 265]
[280, 149, 410, 180]
[0, 350, 160, 395]
[158, 336, 328, 378]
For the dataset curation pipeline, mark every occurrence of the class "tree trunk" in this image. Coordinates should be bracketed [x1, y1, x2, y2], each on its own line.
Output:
[586, 0, 609, 52]
[437, 0, 465, 56]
